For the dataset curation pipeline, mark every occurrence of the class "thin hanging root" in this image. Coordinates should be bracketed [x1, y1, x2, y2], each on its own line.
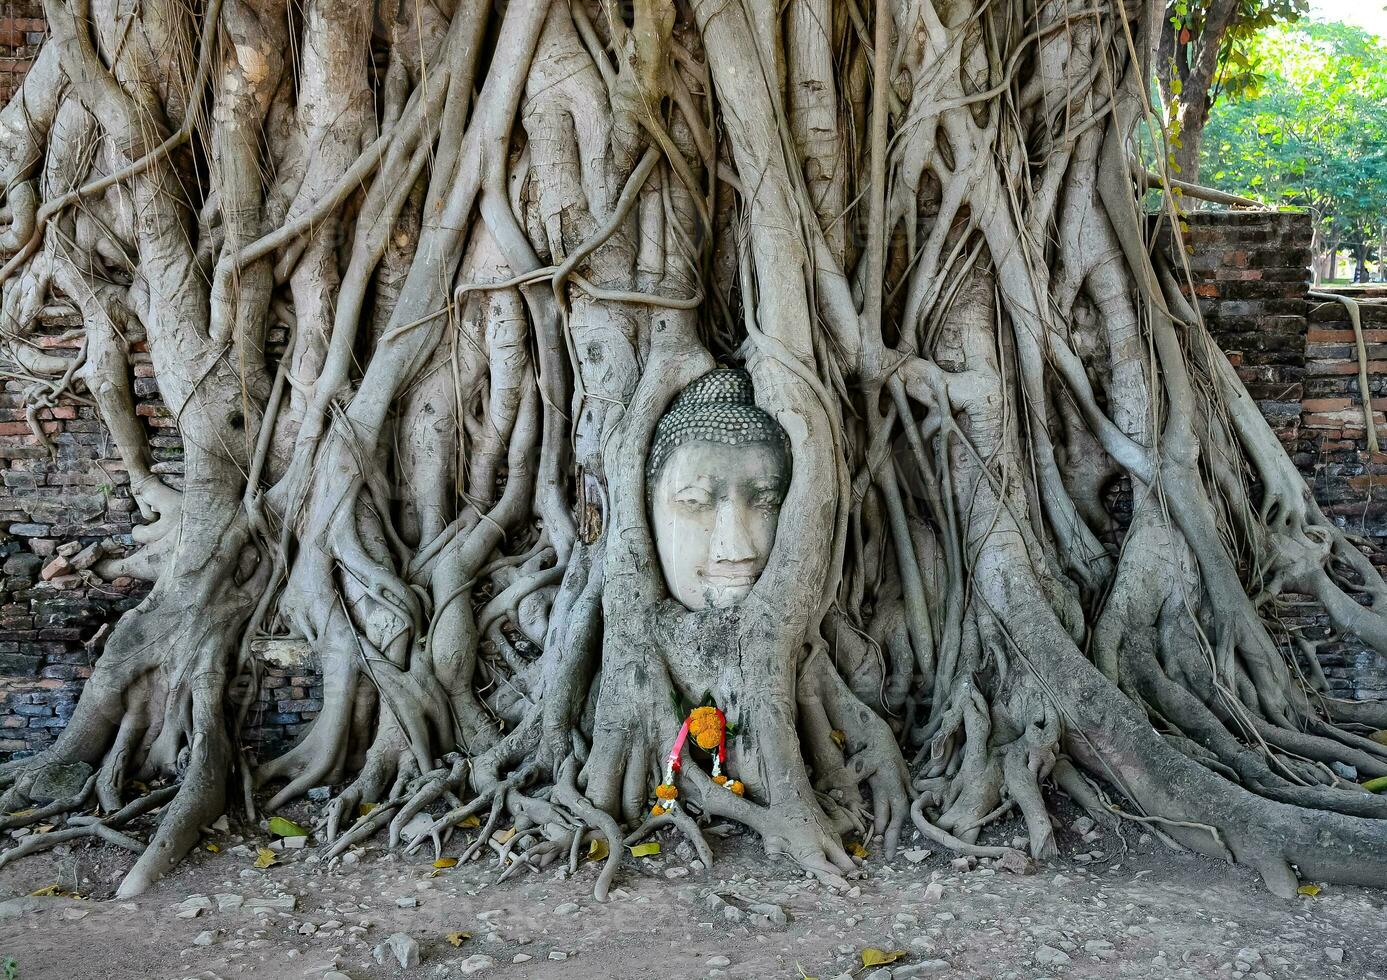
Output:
[0, 785, 177, 871]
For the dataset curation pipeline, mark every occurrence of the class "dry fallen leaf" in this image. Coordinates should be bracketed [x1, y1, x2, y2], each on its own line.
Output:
[446, 931, 471, 947]
[253, 847, 278, 869]
[359, 802, 377, 817]
[848, 841, 869, 859]
[1297, 883, 1322, 897]
[493, 826, 517, 845]
[588, 838, 609, 862]
[205, 843, 221, 853]
[860, 948, 906, 968]
[433, 857, 458, 869]
[628, 841, 661, 858]
[459, 815, 481, 828]
[830, 729, 847, 749]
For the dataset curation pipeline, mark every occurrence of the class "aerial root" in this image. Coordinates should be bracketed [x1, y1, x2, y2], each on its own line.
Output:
[0, 773, 96, 831]
[909, 794, 1029, 861]
[624, 802, 715, 870]
[0, 785, 178, 871]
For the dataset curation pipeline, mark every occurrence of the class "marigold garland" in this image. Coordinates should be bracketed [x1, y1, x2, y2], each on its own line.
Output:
[689, 706, 722, 750]
[649, 703, 744, 813]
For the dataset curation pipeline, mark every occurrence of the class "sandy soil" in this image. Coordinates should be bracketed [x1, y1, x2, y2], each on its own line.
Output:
[0, 801, 1382, 980]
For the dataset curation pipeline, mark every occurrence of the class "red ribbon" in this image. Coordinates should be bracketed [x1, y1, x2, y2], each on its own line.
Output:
[667, 718, 691, 771]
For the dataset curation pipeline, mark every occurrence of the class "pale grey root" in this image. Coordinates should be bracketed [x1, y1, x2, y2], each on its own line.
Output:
[0, 0, 1382, 902]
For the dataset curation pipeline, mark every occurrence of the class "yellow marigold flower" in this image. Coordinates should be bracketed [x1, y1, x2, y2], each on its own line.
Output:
[727, 780, 745, 796]
[689, 706, 723, 750]
[655, 783, 678, 801]
[712, 774, 729, 786]
[651, 804, 667, 816]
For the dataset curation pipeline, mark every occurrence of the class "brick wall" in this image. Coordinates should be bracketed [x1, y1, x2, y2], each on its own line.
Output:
[0, 310, 314, 757]
[1298, 287, 1387, 699]
[0, 2, 44, 105]
[1178, 212, 1387, 700]
[1181, 209, 1312, 447]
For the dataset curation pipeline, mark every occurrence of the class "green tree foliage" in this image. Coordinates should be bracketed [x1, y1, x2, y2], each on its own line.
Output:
[1158, 0, 1306, 183]
[1202, 21, 1387, 263]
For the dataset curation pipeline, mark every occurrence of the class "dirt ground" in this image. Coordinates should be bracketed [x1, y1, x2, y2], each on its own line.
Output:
[0, 800, 1382, 980]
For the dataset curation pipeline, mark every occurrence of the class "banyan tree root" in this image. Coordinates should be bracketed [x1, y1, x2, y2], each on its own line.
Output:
[0, 0, 1383, 899]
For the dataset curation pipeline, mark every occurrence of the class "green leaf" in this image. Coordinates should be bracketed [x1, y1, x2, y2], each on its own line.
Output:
[1362, 775, 1387, 793]
[629, 842, 661, 858]
[268, 816, 309, 838]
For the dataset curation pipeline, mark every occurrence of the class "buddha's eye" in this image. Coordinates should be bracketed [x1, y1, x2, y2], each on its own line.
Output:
[752, 488, 782, 510]
[675, 488, 714, 510]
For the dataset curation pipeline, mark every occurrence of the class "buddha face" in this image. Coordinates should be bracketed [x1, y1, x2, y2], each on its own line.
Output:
[651, 439, 786, 610]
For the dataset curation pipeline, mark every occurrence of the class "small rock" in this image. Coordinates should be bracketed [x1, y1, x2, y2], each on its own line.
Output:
[949, 857, 972, 872]
[995, 850, 1037, 875]
[374, 932, 420, 969]
[40, 556, 73, 581]
[322, 974, 352, 980]
[553, 902, 579, 915]
[922, 882, 944, 903]
[1036, 945, 1071, 966]
[1325, 948, 1344, 964]
[707, 955, 732, 968]
[307, 786, 332, 802]
[210, 815, 230, 832]
[893, 961, 950, 977]
[193, 930, 218, 946]
[283, 836, 309, 849]
[548, 951, 569, 961]
[27, 762, 94, 803]
[902, 848, 932, 864]
[214, 894, 243, 912]
[61, 908, 89, 921]
[512, 954, 532, 964]
[456, 954, 496, 975]
[398, 811, 435, 843]
[69, 541, 104, 571]
[244, 896, 296, 912]
[396, 896, 418, 909]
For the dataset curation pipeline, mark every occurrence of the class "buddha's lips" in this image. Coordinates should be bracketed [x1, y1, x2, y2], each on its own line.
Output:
[706, 576, 755, 588]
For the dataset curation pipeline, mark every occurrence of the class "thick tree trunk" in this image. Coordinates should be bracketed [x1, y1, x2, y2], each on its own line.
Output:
[0, 0, 1384, 901]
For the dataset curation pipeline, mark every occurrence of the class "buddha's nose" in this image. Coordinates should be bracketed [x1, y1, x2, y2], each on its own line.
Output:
[709, 501, 758, 566]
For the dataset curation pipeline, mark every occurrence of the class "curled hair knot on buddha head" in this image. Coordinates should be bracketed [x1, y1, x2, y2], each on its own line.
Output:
[646, 368, 792, 497]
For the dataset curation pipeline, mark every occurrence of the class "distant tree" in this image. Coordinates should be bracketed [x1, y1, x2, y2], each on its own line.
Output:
[1158, 0, 1306, 184]
[1202, 21, 1387, 280]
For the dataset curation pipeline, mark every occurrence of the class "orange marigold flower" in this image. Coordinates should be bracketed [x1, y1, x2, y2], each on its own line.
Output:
[689, 706, 723, 750]
[651, 804, 667, 816]
[712, 774, 729, 786]
[727, 780, 745, 796]
[655, 783, 679, 801]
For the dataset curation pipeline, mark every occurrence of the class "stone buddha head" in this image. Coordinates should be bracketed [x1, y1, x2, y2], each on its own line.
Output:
[647, 369, 791, 610]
